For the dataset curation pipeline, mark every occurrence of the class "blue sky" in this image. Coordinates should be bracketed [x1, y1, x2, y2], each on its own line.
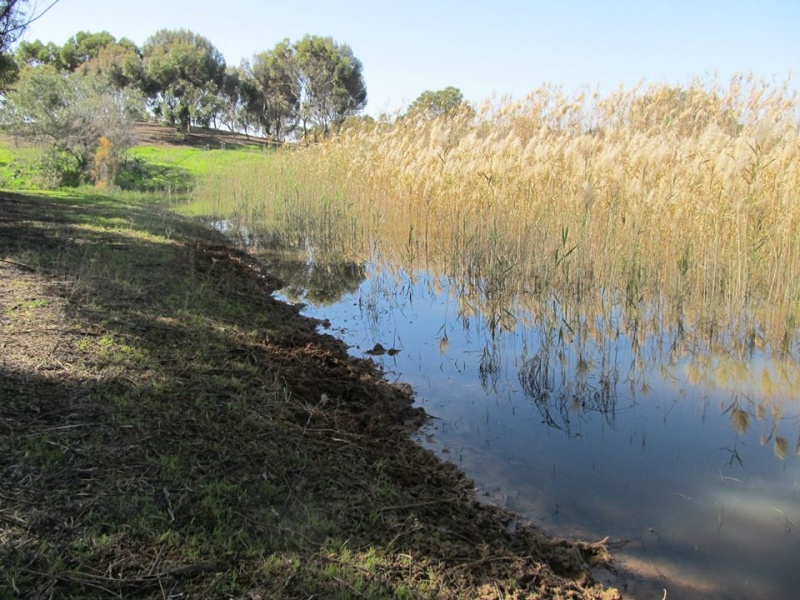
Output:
[21, 0, 800, 116]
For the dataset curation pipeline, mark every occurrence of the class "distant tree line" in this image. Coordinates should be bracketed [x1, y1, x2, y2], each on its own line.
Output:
[0, 23, 369, 185]
[0, 2, 469, 188]
[6, 28, 368, 140]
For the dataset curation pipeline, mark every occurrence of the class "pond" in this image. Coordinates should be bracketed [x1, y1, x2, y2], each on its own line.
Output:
[271, 255, 800, 599]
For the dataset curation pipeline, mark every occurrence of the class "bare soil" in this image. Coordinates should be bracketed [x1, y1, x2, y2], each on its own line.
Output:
[0, 180, 620, 597]
[133, 122, 276, 149]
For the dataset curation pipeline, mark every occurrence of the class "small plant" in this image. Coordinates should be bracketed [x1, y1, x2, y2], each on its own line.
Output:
[92, 136, 118, 188]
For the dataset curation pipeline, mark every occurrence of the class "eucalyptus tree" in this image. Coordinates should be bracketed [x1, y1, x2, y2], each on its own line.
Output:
[77, 39, 140, 88]
[15, 38, 63, 67]
[249, 40, 299, 141]
[58, 30, 117, 70]
[219, 64, 259, 135]
[293, 35, 367, 136]
[407, 86, 466, 118]
[248, 35, 367, 140]
[133, 29, 226, 132]
[16, 31, 140, 89]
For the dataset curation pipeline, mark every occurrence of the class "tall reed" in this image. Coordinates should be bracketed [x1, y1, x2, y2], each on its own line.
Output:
[191, 75, 800, 354]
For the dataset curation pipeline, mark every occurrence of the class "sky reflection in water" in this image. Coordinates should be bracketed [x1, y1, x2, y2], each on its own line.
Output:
[278, 263, 800, 600]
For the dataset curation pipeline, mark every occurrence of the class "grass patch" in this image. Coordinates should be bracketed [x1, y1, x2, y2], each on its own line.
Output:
[0, 142, 48, 189]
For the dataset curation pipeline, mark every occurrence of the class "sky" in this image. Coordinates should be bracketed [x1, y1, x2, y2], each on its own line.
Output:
[19, 0, 800, 116]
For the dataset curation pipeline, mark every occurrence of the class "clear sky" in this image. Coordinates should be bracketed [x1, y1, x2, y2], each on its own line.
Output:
[20, 0, 800, 116]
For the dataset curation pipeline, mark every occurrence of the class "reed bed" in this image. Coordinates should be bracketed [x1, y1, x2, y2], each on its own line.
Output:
[191, 75, 800, 355]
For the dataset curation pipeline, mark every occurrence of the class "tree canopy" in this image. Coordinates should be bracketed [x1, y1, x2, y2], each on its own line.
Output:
[249, 35, 368, 140]
[407, 86, 466, 118]
[132, 29, 227, 132]
[60, 30, 117, 70]
[1, 64, 142, 185]
[294, 35, 367, 136]
[0, 18, 370, 188]
[249, 39, 299, 141]
[3, 23, 369, 142]
[0, 0, 61, 86]
[16, 30, 137, 77]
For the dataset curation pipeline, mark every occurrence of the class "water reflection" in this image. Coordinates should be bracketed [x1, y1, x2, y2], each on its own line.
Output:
[268, 257, 800, 599]
[279, 256, 365, 305]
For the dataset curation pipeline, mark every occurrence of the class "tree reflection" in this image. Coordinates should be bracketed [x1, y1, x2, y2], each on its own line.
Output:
[254, 245, 366, 306]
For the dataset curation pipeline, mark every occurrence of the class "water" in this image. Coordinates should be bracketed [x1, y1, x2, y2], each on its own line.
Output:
[274, 260, 800, 599]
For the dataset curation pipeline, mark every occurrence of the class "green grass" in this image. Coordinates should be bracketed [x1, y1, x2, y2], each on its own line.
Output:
[0, 137, 272, 197]
[0, 142, 46, 189]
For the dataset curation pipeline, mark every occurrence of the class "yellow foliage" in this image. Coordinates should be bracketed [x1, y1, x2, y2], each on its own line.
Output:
[93, 136, 116, 187]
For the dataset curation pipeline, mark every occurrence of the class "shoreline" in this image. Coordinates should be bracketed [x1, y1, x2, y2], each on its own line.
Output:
[0, 189, 619, 598]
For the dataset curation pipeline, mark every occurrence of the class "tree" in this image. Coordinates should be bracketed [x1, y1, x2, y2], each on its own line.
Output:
[294, 35, 367, 136]
[0, 1, 61, 86]
[247, 36, 367, 141]
[78, 40, 140, 88]
[250, 40, 299, 141]
[1, 65, 143, 186]
[59, 30, 116, 71]
[135, 29, 226, 133]
[15, 38, 62, 67]
[407, 87, 465, 118]
[218, 64, 259, 135]
[16, 31, 140, 86]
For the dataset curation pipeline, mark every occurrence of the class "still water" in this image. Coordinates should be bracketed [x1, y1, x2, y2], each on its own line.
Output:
[274, 259, 800, 599]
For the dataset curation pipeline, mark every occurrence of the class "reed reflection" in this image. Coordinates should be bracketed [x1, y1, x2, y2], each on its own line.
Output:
[257, 233, 800, 454]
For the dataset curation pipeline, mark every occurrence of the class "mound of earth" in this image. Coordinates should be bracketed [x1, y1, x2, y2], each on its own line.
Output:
[133, 121, 275, 150]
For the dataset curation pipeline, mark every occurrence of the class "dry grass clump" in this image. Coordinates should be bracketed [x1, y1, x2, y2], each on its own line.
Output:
[193, 74, 800, 353]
